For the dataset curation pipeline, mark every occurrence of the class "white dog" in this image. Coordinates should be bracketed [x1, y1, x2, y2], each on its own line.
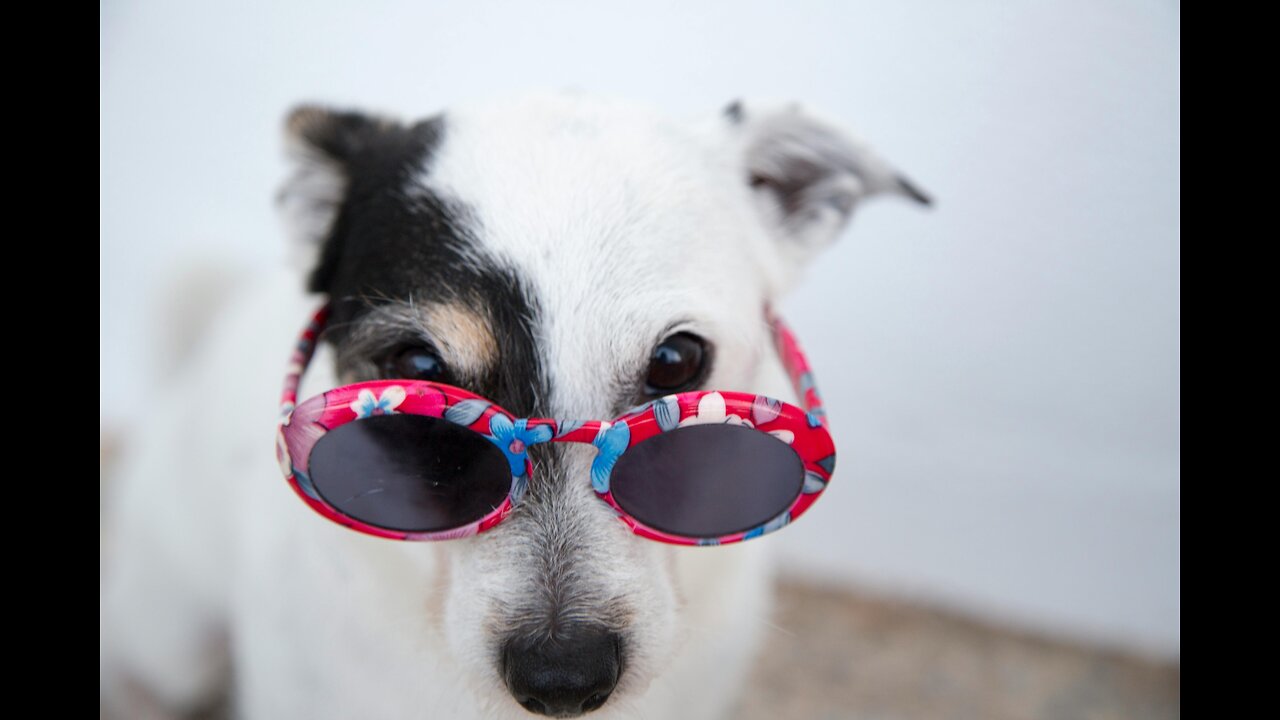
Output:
[100, 92, 926, 719]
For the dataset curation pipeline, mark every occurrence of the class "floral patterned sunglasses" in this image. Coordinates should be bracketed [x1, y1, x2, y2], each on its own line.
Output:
[276, 306, 836, 546]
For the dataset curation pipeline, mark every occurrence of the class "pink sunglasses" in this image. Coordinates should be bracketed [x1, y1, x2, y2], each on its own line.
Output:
[276, 306, 835, 546]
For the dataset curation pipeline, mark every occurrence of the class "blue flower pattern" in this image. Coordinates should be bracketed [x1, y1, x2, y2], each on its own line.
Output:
[487, 414, 554, 478]
[293, 467, 320, 501]
[590, 422, 631, 493]
[742, 510, 791, 541]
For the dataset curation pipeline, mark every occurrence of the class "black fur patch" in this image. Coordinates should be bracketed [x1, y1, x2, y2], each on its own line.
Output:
[299, 110, 547, 418]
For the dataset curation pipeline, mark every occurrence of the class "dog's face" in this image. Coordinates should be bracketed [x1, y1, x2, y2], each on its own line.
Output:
[280, 93, 923, 717]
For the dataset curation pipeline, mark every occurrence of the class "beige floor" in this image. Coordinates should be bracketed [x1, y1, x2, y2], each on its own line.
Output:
[732, 581, 1179, 720]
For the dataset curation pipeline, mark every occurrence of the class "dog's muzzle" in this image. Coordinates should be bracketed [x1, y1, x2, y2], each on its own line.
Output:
[503, 630, 621, 717]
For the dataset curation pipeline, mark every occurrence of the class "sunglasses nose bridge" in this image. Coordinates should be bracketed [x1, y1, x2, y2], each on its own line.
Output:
[505, 417, 625, 497]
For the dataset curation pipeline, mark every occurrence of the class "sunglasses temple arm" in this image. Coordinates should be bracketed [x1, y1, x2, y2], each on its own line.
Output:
[281, 305, 330, 411]
[769, 314, 829, 429]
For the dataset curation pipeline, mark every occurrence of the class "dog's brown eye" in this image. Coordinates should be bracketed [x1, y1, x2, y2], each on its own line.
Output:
[645, 333, 708, 394]
[383, 346, 448, 383]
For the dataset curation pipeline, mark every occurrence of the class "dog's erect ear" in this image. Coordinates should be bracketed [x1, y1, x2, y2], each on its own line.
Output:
[724, 100, 930, 267]
[278, 105, 410, 292]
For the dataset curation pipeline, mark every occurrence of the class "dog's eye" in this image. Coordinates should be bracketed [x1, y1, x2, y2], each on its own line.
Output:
[382, 346, 448, 383]
[645, 333, 709, 395]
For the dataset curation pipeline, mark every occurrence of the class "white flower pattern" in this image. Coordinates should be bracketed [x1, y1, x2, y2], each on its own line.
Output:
[349, 386, 407, 418]
[678, 392, 794, 444]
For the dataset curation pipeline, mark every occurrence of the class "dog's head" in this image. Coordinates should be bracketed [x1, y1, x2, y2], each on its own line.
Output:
[279, 93, 925, 717]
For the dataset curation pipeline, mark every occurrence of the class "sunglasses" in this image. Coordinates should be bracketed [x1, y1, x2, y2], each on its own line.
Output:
[276, 306, 835, 546]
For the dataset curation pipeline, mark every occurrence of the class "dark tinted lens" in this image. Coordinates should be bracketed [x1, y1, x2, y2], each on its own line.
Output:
[309, 414, 511, 532]
[608, 423, 803, 537]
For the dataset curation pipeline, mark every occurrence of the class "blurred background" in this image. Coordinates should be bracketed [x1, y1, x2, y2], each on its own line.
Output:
[101, 1, 1179, 717]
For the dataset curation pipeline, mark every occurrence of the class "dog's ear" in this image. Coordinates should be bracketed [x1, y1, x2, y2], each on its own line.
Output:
[277, 105, 409, 293]
[723, 100, 930, 269]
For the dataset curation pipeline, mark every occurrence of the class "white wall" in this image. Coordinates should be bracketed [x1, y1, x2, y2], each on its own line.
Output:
[100, 0, 1180, 658]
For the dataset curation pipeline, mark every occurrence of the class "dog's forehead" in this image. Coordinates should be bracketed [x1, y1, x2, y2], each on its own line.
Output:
[428, 96, 760, 284]
[418, 96, 771, 412]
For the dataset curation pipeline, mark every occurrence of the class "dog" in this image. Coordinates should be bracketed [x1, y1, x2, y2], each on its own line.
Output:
[100, 92, 927, 718]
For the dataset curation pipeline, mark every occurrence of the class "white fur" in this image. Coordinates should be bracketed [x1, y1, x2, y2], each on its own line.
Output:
[101, 92, 913, 718]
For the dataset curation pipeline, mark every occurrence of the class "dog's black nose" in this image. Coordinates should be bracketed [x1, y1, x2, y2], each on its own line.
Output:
[503, 631, 621, 717]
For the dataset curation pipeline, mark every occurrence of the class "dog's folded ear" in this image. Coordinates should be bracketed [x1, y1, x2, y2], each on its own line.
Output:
[279, 106, 394, 264]
[278, 105, 437, 293]
[724, 100, 930, 266]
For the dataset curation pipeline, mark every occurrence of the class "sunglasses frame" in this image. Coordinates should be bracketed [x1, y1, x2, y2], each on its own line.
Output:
[277, 306, 835, 546]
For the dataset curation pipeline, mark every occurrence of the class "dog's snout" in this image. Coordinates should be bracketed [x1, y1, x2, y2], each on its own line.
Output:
[503, 631, 621, 717]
